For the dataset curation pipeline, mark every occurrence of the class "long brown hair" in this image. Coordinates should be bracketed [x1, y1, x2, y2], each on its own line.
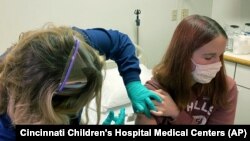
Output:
[153, 15, 228, 110]
[0, 25, 104, 124]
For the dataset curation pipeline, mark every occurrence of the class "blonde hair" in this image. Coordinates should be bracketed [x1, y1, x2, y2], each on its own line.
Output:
[0, 25, 104, 125]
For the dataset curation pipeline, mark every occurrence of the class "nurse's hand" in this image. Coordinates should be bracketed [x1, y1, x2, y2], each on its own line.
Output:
[102, 107, 126, 125]
[125, 81, 162, 118]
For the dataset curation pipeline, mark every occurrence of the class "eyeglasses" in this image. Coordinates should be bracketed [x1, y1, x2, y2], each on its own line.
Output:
[54, 38, 87, 95]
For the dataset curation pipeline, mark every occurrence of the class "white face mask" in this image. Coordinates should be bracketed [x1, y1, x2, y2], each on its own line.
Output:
[191, 60, 222, 84]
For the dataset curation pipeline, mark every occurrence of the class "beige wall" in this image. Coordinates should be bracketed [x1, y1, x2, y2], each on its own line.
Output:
[1, 0, 249, 68]
[0, 0, 178, 68]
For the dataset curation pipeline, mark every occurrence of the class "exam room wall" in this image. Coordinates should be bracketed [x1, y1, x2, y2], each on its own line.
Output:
[179, 0, 250, 30]
[1, 0, 247, 68]
[0, 0, 179, 68]
[211, 0, 250, 27]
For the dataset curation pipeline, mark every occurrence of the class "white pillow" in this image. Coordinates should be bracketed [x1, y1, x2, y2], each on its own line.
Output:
[89, 64, 152, 113]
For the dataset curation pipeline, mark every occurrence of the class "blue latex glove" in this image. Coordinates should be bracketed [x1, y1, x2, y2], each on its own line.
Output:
[125, 81, 162, 118]
[102, 107, 126, 125]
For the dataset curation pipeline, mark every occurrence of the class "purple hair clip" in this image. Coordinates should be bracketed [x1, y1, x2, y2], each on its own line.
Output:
[58, 38, 80, 92]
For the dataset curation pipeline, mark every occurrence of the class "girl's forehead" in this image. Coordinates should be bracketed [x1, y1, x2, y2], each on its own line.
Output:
[194, 36, 227, 56]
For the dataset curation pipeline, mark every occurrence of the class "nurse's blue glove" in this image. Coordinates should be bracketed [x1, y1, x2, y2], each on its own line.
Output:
[102, 107, 126, 125]
[125, 81, 162, 118]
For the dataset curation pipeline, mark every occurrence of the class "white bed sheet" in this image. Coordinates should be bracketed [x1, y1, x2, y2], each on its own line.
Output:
[87, 64, 152, 113]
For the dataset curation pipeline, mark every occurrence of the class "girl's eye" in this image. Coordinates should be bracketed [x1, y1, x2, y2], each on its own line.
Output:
[204, 57, 212, 60]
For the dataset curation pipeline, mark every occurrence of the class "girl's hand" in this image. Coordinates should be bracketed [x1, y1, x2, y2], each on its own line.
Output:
[150, 89, 180, 119]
